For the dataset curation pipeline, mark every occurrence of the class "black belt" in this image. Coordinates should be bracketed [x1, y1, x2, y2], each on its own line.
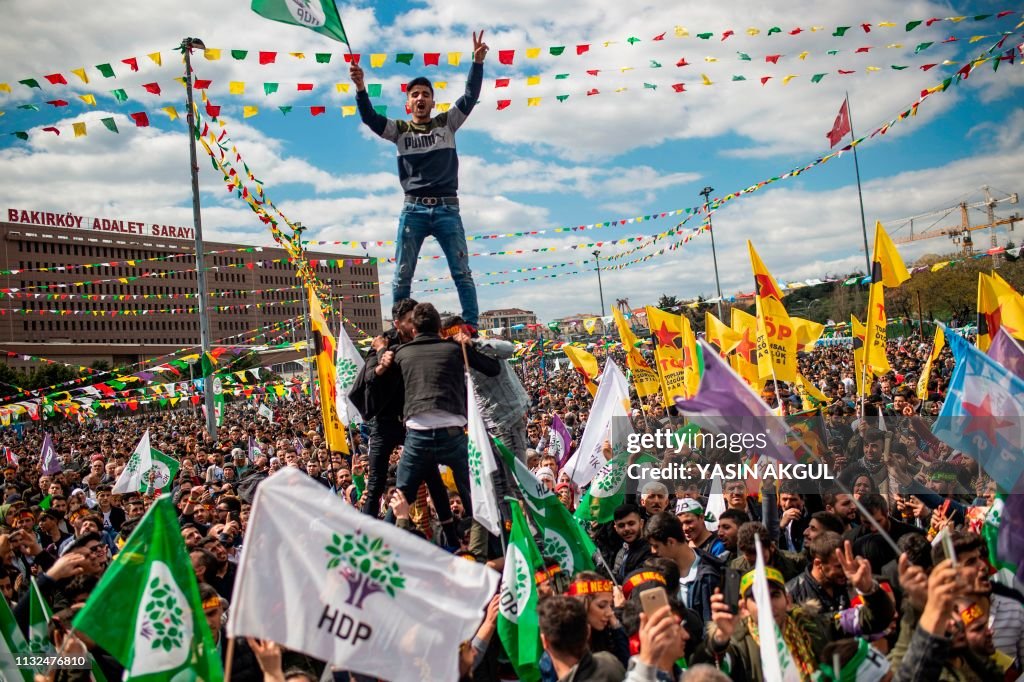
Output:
[405, 195, 459, 207]
[408, 425, 465, 436]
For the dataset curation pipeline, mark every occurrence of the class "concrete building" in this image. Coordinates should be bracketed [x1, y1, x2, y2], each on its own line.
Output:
[478, 308, 537, 340]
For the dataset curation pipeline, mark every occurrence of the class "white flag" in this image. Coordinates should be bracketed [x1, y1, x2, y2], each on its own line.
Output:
[335, 322, 365, 425]
[227, 468, 499, 682]
[705, 476, 726, 532]
[259, 403, 274, 421]
[112, 430, 153, 495]
[753, 534, 802, 682]
[466, 374, 501, 535]
[562, 361, 633, 485]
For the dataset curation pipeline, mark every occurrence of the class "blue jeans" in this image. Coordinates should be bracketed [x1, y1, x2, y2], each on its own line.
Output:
[393, 202, 478, 326]
[395, 427, 472, 527]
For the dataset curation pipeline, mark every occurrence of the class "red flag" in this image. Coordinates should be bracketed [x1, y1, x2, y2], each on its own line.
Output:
[130, 112, 150, 127]
[576, 44, 590, 55]
[259, 51, 277, 65]
[496, 100, 511, 110]
[827, 99, 851, 147]
[423, 52, 440, 66]
[494, 78, 509, 88]
[297, 83, 314, 91]
[343, 53, 360, 64]
[122, 57, 139, 71]
[498, 49, 514, 64]
[310, 106, 326, 116]
[205, 103, 221, 117]
[45, 73, 68, 85]
[142, 82, 161, 95]
[671, 83, 686, 92]
[194, 79, 212, 89]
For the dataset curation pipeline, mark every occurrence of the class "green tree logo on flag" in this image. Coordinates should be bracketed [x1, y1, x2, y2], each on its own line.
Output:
[336, 358, 358, 389]
[542, 528, 574, 574]
[325, 530, 406, 609]
[499, 545, 532, 624]
[130, 561, 192, 676]
[594, 458, 626, 494]
[468, 441, 485, 489]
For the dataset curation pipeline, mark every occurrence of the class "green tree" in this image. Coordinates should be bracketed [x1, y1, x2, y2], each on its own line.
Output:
[657, 294, 680, 311]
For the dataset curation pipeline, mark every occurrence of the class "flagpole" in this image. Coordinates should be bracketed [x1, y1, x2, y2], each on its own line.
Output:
[846, 92, 872, 275]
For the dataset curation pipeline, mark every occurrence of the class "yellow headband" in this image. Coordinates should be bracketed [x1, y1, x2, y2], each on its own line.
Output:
[740, 567, 785, 597]
[959, 602, 985, 627]
[202, 596, 222, 610]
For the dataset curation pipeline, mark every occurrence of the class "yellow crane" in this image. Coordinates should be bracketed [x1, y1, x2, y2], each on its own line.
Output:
[887, 186, 1020, 258]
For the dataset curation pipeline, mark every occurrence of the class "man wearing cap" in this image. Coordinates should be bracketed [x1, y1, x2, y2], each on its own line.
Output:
[676, 498, 727, 559]
[696, 540, 893, 680]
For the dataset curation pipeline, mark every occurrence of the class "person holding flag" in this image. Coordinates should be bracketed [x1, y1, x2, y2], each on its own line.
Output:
[350, 32, 489, 330]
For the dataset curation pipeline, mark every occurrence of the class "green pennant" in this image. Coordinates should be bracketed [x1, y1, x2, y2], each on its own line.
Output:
[555, 94, 569, 102]
[905, 20, 923, 31]
[315, 52, 332, 63]
[395, 53, 414, 64]
[891, 65, 908, 70]
[833, 26, 850, 36]
[827, 49, 839, 55]
[732, 75, 747, 81]
[768, 26, 781, 35]
[696, 32, 712, 39]
[555, 73, 569, 79]
[13, 131, 28, 140]
[18, 78, 40, 89]
[264, 82, 279, 95]
[627, 36, 641, 44]
[811, 73, 826, 83]
[373, 104, 387, 116]
[231, 49, 248, 60]
[549, 46, 565, 56]
[643, 82, 657, 89]
[112, 88, 128, 102]
[737, 52, 751, 60]
[17, 104, 39, 111]
[96, 63, 116, 78]
[650, 60, 662, 68]
[279, 105, 292, 114]
[367, 83, 382, 97]
[915, 41, 933, 53]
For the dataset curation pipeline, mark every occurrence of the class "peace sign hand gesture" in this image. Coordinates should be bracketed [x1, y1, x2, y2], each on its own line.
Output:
[836, 539, 875, 594]
[473, 31, 489, 63]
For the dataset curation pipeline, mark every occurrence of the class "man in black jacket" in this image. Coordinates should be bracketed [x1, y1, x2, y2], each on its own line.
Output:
[391, 303, 500, 547]
[350, 298, 417, 517]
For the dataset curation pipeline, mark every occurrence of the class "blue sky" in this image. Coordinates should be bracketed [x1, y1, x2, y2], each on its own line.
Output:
[0, 0, 1022, 325]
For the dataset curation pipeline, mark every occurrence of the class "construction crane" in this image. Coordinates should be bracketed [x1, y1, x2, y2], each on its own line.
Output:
[887, 187, 1021, 263]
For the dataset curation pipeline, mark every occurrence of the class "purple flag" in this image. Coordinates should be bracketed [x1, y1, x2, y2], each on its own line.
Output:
[988, 328, 1024, 380]
[40, 433, 61, 475]
[551, 413, 573, 468]
[673, 341, 796, 463]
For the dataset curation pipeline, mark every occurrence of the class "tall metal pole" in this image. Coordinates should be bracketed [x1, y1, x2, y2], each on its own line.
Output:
[182, 37, 217, 441]
[984, 185, 1000, 269]
[846, 93, 872, 274]
[592, 250, 606, 318]
[701, 186, 724, 320]
[293, 223, 317, 402]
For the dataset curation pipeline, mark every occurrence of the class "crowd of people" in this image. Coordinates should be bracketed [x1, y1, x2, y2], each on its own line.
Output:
[1, 300, 1021, 681]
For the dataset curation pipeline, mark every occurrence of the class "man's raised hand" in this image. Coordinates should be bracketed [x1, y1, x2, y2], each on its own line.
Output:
[349, 63, 366, 91]
[473, 31, 489, 63]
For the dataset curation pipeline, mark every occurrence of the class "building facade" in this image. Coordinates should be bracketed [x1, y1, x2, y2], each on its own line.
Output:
[0, 209, 381, 368]
[478, 308, 537, 340]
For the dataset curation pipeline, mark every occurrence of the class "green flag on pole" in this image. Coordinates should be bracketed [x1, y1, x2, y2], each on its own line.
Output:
[574, 452, 657, 525]
[983, 493, 1014, 579]
[27, 577, 53, 655]
[250, 0, 348, 44]
[497, 503, 544, 682]
[495, 439, 597, 575]
[139, 450, 180, 495]
[73, 496, 223, 682]
[0, 594, 33, 681]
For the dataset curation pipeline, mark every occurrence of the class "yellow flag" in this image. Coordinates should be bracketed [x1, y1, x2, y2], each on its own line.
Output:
[71, 68, 89, 84]
[527, 97, 541, 107]
[243, 105, 258, 118]
[72, 122, 86, 137]
[583, 318, 597, 334]
[204, 48, 221, 61]
[79, 94, 97, 106]
[917, 326, 944, 400]
[795, 373, 828, 411]
[748, 241, 797, 383]
[229, 81, 245, 95]
[791, 317, 825, 352]
[308, 286, 349, 454]
[730, 308, 761, 388]
[434, 81, 447, 90]
[851, 315, 869, 397]
[613, 308, 660, 398]
[646, 307, 700, 404]
[341, 105, 356, 117]
[370, 54, 387, 68]
[336, 83, 350, 93]
[863, 222, 909, 375]
[161, 106, 179, 121]
[148, 52, 163, 66]
[978, 271, 1024, 351]
[562, 345, 599, 397]
[527, 75, 541, 86]
[526, 47, 541, 59]
[436, 102, 451, 112]
[447, 52, 461, 66]
[0, 83, 9, 93]
[705, 311, 740, 355]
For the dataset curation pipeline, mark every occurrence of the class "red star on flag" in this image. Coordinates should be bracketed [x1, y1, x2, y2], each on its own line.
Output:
[654, 321, 680, 349]
[735, 328, 757, 363]
[962, 394, 1013, 446]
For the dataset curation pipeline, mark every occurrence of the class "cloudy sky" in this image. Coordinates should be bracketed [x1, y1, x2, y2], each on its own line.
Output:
[0, 1, 1021, 325]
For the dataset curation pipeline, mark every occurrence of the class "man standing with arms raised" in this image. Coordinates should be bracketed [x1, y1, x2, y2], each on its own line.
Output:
[350, 32, 488, 331]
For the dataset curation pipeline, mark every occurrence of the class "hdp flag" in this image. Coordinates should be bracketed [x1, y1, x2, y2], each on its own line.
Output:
[863, 221, 909, 376]
[562, 361, 632, 485]
[0, 591, 32, 681]
[748, 242, 797, 383]
[112, 430, 153, 495]
[335, 320, 364, 426]
[467, 373, 502, 535]
[497, 503, 544, 682]
[200, 353, 225, 428]
[827, 98, 851, 148]
[752, 534, 802, 680]
[251, 0, 348, 44]
[73, 496, 223, 682]
[932, 326, 1024, 491]
[139, 450, 179, 496]
[562, 345, 599, 397]
[227, 468, 497, 682]
[612, 308, 660, 398]
[308, 285, 349, 454]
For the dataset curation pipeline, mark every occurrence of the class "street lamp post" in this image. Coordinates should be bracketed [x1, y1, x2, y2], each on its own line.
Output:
[700, 186, 724, 320]
[592, 250, 606, 318]
[182, 37, 216, 441]
[292, 222, 317, 403]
